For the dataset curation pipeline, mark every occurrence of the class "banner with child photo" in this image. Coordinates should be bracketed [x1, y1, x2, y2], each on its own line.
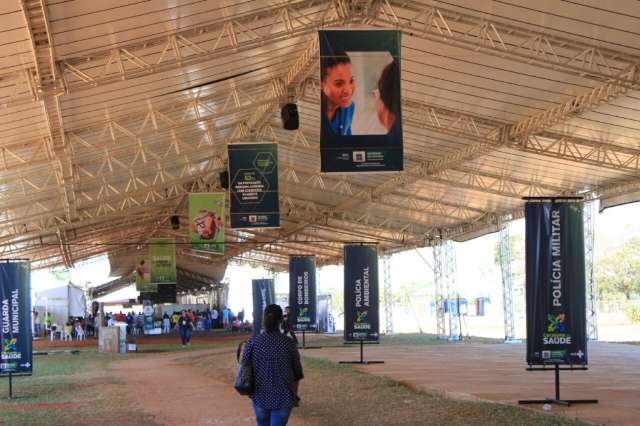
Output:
[319, 30, 403, 173]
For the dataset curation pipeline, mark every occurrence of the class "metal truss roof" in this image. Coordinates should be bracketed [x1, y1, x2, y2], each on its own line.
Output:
[2, 0, 640, 278]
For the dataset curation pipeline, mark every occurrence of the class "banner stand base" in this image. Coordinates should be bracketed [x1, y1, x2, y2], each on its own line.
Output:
[339, 340, 384, 365]
[298, 331, 322, 350]
[518, 364, 598, 407]
[6, 373, 15, 400]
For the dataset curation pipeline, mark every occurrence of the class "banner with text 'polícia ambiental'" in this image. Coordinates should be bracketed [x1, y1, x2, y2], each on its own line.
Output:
[289, 256, 317, 331]
[228, 143, 280, 229]
[1, 261, 32, 375]
[319, 30, 403, 172]
[344, 245, 379, 342]
[525, 202, 587, 365]
[252, 279, 275, 336]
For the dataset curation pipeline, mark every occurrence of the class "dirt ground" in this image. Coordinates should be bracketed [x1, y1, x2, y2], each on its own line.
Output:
[110, 346, 310, 426]
[301, 340, 640, 426]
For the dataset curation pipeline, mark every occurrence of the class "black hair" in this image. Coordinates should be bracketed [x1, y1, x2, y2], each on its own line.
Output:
[263, 304, 283, 332]
[377, 60, 400, 115]
[321, 52, 351, 81]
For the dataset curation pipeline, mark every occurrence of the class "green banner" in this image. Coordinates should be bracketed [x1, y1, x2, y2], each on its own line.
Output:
[149, 238, 176, 284]
[188, 193, 225, 254]
[134, 255, 157, 292]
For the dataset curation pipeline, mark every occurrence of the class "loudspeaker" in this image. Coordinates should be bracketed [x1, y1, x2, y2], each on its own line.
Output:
[219, 171, 229, 189]
[281, 103, 299, 130]
[170, 215, 180, 230]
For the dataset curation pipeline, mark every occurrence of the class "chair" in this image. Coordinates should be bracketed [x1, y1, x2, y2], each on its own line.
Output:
[75, 326, 85, 341]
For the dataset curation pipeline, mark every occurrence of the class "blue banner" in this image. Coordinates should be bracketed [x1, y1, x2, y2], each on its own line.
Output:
[289, 256, 317, 331]
[525, 202, 587, 365]
[319, 30, 403, 172]
[252, 279, 275, 336]
[1, 261, 32, 375]
[228, 143, 280, 228]
[344, 245, 379, 341]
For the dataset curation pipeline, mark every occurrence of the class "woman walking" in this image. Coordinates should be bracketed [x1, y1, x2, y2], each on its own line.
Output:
[241, 304, 304, 426]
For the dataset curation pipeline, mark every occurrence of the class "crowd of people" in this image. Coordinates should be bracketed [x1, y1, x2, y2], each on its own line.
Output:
[32, 309, 97, 341]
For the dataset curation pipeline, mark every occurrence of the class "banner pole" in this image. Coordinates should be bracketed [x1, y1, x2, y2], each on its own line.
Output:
[555, 364, 560, 401]
[360, 340, 363, 363]
[302, 330, 306, 348]
[8, 372, 12, 399]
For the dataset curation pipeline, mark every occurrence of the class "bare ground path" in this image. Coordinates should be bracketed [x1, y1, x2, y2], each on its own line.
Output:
[111, 348, 309, 426]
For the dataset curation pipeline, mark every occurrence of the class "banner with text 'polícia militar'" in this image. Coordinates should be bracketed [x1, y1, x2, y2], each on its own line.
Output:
[344, 245, 379, 342]
[525, 202, 587, 365]
[228, 143, 279, 229]
[1, 261, 32, 375]
[289, 256, 317, 331]
[319, 30, 403, 172]
[252, 279, 275, 336]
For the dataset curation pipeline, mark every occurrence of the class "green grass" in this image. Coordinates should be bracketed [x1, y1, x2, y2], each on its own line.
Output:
[0, 352, 158, 426]
[190, 346, 588, 426]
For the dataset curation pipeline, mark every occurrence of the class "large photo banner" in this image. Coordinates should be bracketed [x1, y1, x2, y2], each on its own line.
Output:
[189, 193, 225, 254]
[344, 245, 379, 342]
[1, 261, 32, 375]
[289, 256, 317, 331]
[228, 143, 280, 229]
[525, 202, 587, 365]
[319, 30, 403, 173]
[252, 279, 275, 336]
[149, 238, 176, 284]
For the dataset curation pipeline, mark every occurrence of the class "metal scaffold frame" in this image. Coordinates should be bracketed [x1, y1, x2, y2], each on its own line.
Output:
[499, 223, 516, 341]
[383, 254, 393, 334]
[433, 240, 459, 340]
[584, 201, 598, 340]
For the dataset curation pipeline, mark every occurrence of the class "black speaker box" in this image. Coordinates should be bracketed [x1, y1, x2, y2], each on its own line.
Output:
[220, 171, 229, 189]
[281, 103, 299, 130]
[170, 215, 180, 230]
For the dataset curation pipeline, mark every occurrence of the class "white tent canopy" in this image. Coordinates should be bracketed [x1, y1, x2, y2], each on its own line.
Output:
[32, 283, 87, 327]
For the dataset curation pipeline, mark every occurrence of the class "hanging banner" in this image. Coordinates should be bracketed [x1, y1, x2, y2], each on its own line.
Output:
[149, 238, 176, 284]
[142, 300, 154, 331]
[1, 261, 32, 375]
[289, 256, 317, 331]
[252, 279, 275, 336]
[525, 202, 587, 365]
[228, 143, 280, 229]
[134, 255, 157, 292]
[188, 193, 225, 254]
[319, 30, 403, 173]
[344, 245, 379, 341]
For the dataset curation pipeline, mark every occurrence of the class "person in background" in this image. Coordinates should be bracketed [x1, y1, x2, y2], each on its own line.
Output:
[282, 306, 297, 344]
[178, 310, 194, 347]
[171, 311, 180, 329]
[63, 322, 73, 341]
[238, 308, 245, 323]
[211, 306, 219, 329]
[33, 310, 41, 337]
[162, 312, 171, 334]
[242, 304, 303, 426]
[222, 306, 230, 330]
[45, 311, 52, 336]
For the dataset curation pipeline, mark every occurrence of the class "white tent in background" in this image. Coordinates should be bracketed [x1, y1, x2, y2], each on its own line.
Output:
[32, 282, 87, 327]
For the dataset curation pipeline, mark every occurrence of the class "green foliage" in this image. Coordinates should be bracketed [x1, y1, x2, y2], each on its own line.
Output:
[624, 305, 640, 324]
[596, 237, 640, 301]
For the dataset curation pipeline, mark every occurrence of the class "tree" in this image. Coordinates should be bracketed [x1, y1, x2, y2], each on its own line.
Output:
[596, 237, 640, 301]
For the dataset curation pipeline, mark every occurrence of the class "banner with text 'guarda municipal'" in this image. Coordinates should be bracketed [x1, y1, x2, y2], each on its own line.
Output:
[228, 143, 280, 229]
[149, 238, 176, 285]
[289, 256, 317, 331]
[252, 279, 275, 336]
[344, 245, 379, 342]
[1, 261, 32, 375]
[188, 193, 225, 254]
[319, 30, 403, 172]
[525, 202, 587, 365]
